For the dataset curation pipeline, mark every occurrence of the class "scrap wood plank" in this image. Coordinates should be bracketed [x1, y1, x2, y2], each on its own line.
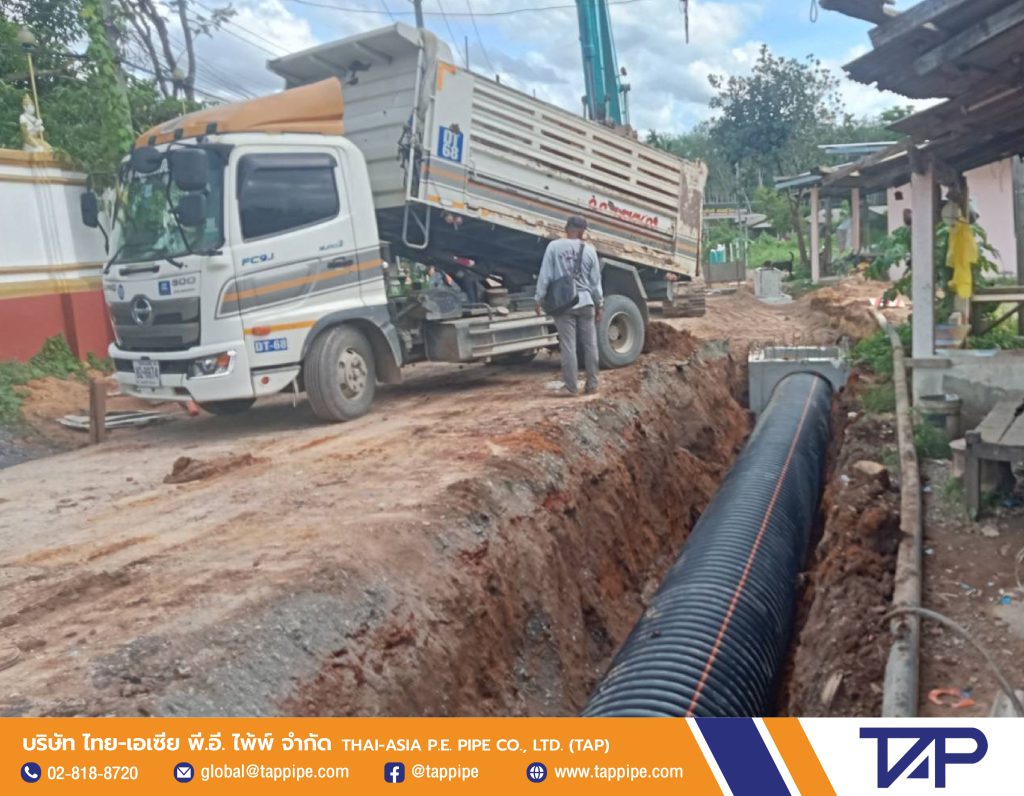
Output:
[58, 411, 167, 431]
[976, 398, 1024, 444]
[1004, 408, 1024, 446]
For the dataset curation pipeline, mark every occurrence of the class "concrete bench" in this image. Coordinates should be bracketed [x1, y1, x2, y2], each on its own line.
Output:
[965, 395, 1024, 518]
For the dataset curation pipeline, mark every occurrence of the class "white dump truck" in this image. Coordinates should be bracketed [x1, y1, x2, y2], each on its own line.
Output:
[82, 24, 706, 421]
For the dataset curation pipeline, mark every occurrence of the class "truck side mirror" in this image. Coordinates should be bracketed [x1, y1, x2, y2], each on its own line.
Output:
[130, 146, 164, 174]
[169, 148, 209, 192]
[80, 191, 100, 228]
[176, 193, 207, 227]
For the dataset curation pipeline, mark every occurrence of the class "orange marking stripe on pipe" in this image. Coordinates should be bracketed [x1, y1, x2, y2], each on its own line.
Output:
[765, 719, 836, 796]
[686, 378, 821, 716]
[243, 321, 316, 336]
[224, 258, 382, 303]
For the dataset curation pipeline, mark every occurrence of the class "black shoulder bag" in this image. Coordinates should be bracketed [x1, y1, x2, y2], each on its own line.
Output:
[542, 242, 585, 315]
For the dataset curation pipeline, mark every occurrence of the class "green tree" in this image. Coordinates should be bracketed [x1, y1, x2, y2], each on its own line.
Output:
[707, 45, 843, 267]
[752, 186, 792, 236]
[0, 1, 203, 178]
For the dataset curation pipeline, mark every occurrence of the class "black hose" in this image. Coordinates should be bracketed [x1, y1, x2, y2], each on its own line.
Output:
[583, 372, 833, 717]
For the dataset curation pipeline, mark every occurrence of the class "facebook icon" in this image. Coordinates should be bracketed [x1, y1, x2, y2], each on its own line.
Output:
[384, 762, 406, 784]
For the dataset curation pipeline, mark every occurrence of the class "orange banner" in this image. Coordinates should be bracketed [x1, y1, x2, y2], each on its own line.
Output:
[2, 718, 720, 794]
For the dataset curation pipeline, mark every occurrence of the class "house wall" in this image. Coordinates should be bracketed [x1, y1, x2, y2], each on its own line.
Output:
[887, 157, 1019, 276]
[0, 149, 112, 362]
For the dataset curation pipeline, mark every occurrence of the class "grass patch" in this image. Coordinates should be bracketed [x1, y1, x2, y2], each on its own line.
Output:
[0, 335, 92, 427]
[914, 422, 952, 460]
[881, 446, 900, 477]
[862, 383, 896, 414]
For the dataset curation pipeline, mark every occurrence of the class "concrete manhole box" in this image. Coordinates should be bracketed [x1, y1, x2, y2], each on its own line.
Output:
[748, 345, 850, 414]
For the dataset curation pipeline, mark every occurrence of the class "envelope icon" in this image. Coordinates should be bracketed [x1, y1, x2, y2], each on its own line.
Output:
[176, 764, 193, 781]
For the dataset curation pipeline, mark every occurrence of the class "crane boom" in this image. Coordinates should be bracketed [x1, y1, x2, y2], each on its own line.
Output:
[575, 0, 630, 126]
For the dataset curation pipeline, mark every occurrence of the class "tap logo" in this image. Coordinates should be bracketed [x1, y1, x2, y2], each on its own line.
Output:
[860, 727, 987, 788]
[131, 296, 154, 326]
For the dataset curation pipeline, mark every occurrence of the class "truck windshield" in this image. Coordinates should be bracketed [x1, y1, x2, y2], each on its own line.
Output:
[111, 149, 224, 265]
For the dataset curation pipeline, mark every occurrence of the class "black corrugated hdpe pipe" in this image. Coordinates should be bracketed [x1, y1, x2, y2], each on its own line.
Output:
[583, 372, 833, 717]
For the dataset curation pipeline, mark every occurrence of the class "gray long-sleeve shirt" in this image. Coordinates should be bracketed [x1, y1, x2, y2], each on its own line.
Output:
[535, 238, 603, 310]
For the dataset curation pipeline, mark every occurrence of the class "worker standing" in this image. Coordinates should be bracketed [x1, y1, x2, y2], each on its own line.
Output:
[535, 216, 603, 396]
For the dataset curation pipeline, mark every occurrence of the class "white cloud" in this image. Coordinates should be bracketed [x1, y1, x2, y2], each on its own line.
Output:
[174, 0, 931, 133]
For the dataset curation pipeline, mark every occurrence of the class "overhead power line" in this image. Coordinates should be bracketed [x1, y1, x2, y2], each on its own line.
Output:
[282, 0, 651, 17]
[435, 0, 459, 49]
[190, 1, 290, 57]
[465, 0, 496, 74]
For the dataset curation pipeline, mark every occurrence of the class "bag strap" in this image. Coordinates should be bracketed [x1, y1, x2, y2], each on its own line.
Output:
[573, 242, 585, 277]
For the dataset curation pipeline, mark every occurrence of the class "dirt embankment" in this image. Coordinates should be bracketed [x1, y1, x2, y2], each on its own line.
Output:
[0, 328, 749, 717]
[781, 380, 902, 716]
[285, 331, 749, 715]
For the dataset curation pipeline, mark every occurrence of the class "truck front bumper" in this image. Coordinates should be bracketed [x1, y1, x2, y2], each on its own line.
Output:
[109, 341, 255, 404]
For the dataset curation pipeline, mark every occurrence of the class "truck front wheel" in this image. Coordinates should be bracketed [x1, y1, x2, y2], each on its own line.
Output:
[304, 324, 377, 422]
[598, 294, 645, 368]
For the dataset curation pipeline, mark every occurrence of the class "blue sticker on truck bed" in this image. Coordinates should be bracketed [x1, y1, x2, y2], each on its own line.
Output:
[437, 125, 464, 163]
[254, 337, 288, 354]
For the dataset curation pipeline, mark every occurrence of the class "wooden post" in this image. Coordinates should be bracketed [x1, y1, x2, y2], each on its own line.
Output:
[910, 162, 936, 362]
[89, 378, 106, 444]
[851, 187, 862, 253]
[810, 185, 821, 284]
[824, 196, 834, 275]
[1013, 156, 1024, 334]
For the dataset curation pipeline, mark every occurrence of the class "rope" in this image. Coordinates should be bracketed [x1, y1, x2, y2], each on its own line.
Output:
[810, 0, 819, 23]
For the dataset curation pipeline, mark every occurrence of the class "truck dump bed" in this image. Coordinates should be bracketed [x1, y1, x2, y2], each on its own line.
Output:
[270, 24, 705, 279]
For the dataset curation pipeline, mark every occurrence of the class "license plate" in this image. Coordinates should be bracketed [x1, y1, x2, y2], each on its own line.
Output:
[133, 359, 161, 388]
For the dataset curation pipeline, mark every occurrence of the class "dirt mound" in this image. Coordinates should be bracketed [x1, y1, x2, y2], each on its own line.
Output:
[807, 288, 881, 340]
[643, 322, 698, 357]
[781, 387, 901, 716]
[164, 453, 265, 484]
[14, 375, 164, 452]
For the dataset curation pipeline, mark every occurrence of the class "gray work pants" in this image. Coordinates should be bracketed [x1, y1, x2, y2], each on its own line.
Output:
[554, 304, 599, 393]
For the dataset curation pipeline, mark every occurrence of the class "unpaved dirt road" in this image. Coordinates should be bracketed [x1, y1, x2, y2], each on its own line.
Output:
[0, 280, 882, 717]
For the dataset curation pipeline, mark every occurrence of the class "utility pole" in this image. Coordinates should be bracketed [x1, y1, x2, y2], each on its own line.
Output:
[412, 0, 425, 28]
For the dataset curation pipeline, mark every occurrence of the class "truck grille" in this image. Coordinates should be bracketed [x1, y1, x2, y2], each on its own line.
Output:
[110, 297, 201, 352]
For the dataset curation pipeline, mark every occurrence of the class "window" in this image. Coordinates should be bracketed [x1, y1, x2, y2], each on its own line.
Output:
[238, 154, 339, 239]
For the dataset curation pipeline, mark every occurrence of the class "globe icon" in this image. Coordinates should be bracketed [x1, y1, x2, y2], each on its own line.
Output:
[527, 762, 548, 783]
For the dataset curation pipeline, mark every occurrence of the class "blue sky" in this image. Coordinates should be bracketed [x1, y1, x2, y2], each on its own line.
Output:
[186, 0, 925, 134]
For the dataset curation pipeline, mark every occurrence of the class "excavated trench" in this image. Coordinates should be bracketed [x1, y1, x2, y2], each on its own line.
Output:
[284, 325, 898, 718]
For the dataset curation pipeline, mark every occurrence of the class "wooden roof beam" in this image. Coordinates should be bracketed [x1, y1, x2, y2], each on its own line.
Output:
[869, 0, 974, 48]
[914, 0, 1024, 76]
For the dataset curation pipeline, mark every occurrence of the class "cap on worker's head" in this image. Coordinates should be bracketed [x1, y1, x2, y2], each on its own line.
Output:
[566, 215, 588, 231]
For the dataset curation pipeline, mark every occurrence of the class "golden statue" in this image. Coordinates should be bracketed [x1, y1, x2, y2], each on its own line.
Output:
[20, 94, 52, 152]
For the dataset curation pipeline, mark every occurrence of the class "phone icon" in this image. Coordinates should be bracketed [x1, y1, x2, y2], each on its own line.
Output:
[21, 762, 42, 783]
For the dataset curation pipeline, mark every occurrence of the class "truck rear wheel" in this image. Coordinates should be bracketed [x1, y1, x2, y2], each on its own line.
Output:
[198, 398, 255, 415]
[598, 294, 645, 368]
[304, 324, 376, 422]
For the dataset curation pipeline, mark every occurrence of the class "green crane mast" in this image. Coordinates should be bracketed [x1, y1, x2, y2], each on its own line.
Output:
[575, 0, 630, 127]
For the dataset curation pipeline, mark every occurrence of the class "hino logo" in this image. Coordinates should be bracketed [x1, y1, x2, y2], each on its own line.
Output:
[131, 296, 154, 326]
[860, 727, 987, 788]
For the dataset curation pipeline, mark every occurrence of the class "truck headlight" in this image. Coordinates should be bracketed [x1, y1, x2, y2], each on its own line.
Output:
[188, 351, 234, 378]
